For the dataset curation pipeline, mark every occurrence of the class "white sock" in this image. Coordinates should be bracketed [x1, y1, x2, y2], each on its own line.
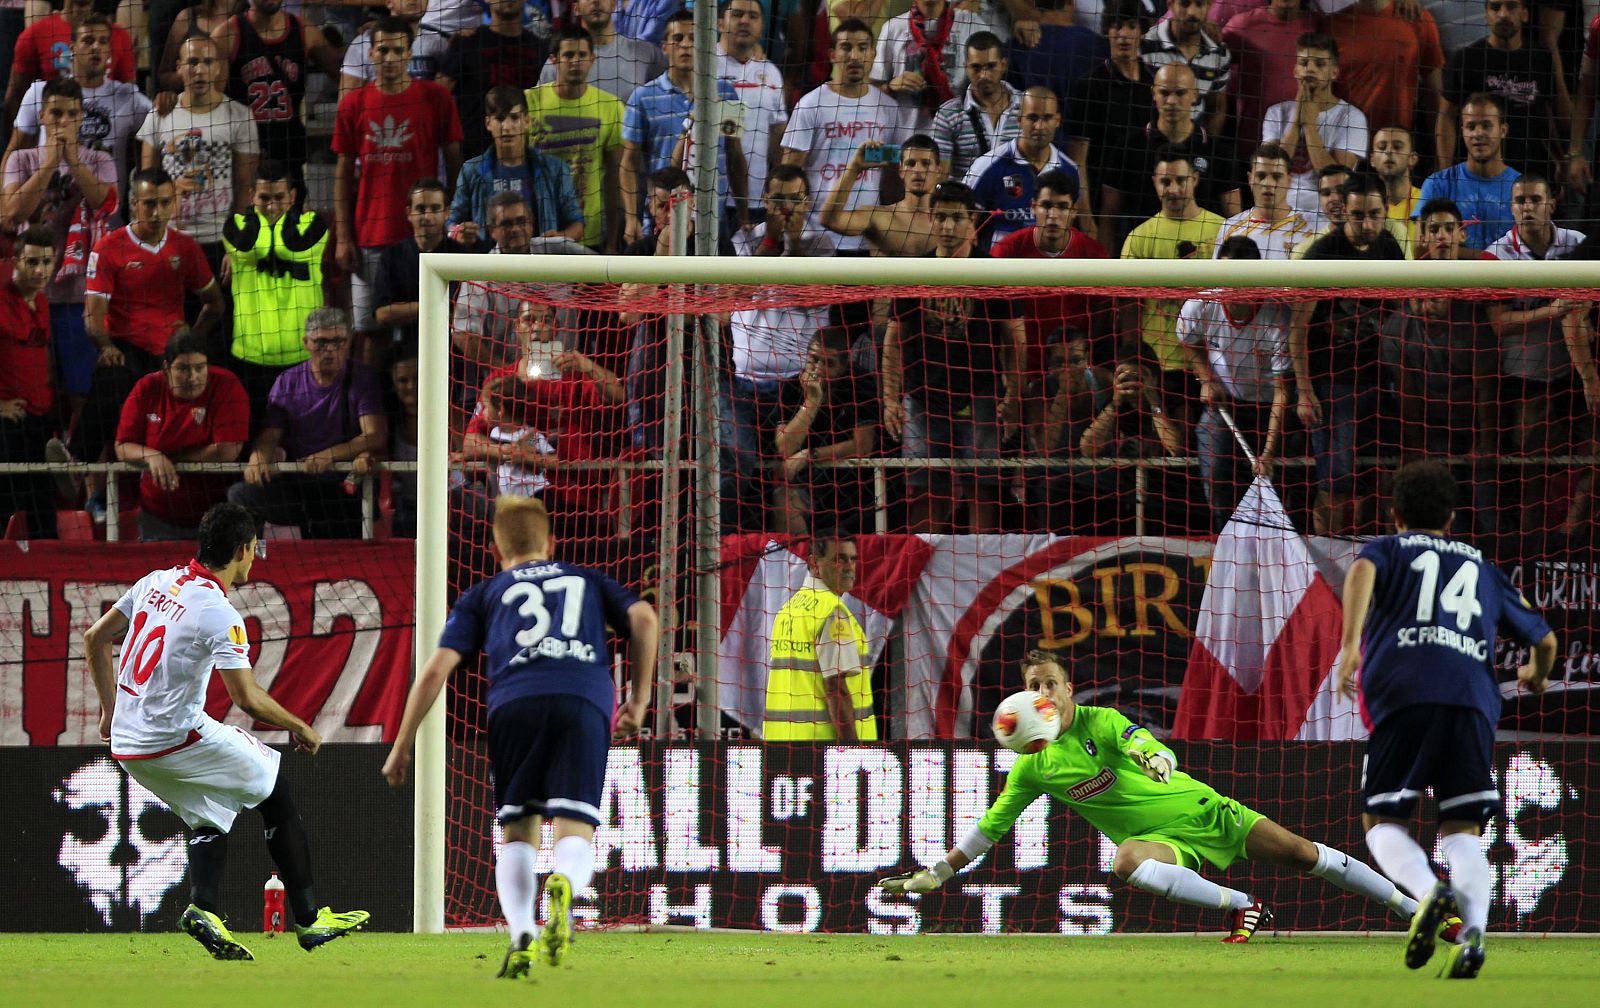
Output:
[551, 834, 595, 895]
[1364, 823, 1440, 900]
[1128, 859, 1251, 911]
[1312, 842, 1417, 915]
[496, 841, 538, 943]
[1439, 832, 1492, 936]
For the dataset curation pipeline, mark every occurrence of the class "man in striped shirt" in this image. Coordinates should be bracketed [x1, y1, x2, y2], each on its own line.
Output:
[1213, 142, 1314, 260]
[1140, 0, 1233, 135]
[930, 31, 1020, 183]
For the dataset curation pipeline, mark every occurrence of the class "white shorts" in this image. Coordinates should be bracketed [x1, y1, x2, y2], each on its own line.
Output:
[116, 719, 281, 832]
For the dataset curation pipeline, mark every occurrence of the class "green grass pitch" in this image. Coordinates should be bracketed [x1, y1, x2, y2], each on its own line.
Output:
[4, 932, 1597, 1008]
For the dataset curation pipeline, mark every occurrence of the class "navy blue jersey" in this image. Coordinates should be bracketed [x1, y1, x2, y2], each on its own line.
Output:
[439, 560, 641, 718]
[1357, 532, 1551, 728]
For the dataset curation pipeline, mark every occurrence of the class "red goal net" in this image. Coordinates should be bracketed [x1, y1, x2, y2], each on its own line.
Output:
[438, 271, 1600, 935]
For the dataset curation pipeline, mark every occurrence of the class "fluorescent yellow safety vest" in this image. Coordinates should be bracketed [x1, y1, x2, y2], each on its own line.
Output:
[764, 578, 876, 741]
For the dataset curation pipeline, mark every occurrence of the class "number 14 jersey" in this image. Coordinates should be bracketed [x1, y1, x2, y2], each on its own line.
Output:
[439, 560, 641, 719]
[1357, 532, 1551, 729]
[111, 561, 254, 757]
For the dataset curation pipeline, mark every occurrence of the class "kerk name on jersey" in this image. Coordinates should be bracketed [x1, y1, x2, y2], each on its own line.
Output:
[1395, 624, 1489, 661]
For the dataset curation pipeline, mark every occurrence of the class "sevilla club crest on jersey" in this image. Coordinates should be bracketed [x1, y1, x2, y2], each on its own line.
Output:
[168, 256, 182, 271]
[191, 407, 207, 425]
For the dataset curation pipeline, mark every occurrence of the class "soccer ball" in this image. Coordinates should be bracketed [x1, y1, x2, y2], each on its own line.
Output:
[992, 690, 1061, 754]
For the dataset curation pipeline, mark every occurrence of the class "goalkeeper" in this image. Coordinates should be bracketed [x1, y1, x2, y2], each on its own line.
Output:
[881, 650, 1436, 942]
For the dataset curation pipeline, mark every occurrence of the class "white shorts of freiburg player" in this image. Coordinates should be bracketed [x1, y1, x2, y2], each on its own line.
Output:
[117, 718, 281, 832]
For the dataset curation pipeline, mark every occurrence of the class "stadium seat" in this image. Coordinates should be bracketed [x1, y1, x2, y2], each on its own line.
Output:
[56, 510, 95, 542]
[1, 512, 27, 540]
[116, 509, 140, 542]
[263, 523, 302, 541]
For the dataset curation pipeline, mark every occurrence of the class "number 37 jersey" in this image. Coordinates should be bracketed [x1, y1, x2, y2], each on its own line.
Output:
[439, 560, 641, 719]
[1357, 532, 1551, 729]
[111, 561, 255, 756]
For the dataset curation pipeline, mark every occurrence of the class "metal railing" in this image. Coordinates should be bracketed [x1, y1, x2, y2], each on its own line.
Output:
[0, 460, 419, 542]
[6, 449, 1594, 542]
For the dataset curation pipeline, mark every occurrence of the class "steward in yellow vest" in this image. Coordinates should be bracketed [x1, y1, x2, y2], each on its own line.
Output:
[764, 536, 877, 741]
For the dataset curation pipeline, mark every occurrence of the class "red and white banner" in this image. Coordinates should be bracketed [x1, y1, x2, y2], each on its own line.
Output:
[717, 523, 1375, 741]
[0, 541, 415, 747]
[1172, 477, 1366, 741]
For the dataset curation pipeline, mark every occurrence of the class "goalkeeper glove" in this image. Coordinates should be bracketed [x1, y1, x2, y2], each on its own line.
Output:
[879, 860, 954, 894]
[1130, 749, 1174, 783]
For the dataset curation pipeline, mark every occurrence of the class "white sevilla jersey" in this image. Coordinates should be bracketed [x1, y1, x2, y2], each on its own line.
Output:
[110, 560, 254, 757]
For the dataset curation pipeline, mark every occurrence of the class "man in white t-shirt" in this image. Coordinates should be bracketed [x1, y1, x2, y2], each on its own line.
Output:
[1260, 32, 1367, 222]
[85, 502, 369, 961]
[1214, 142, 1315, 259]
[715, 0, 788, 220]
[7, 13, 150, 215]
[724, 163, 836, 528]
[137, 37, 259, 251]
[1179, 234, 1293, 527]
[781, 18, 911, 255]
[339, 0, 451, 98]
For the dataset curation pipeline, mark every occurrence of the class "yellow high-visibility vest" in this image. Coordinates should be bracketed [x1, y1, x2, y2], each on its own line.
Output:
[764, 578, 876, 741]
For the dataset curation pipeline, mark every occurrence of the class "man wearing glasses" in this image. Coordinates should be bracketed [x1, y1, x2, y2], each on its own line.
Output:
[224, 160, 330, 426]
[723, 164, 835, 530]
[228, 307, 389, 539]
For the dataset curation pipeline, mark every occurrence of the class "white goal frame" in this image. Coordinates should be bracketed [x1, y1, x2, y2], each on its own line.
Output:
[413, 252, 1596, 932]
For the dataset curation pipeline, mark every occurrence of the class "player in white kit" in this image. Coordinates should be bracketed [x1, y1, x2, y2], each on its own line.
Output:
[85, 502, 370, 960]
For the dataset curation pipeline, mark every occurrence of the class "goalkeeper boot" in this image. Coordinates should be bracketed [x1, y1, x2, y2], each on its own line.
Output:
[1405, 882, 1459, 970]
[497, 932, 534, 979]
[180, 905, 254, 961]
[296, 906, 371, 951]
[1437, 927, 1486, 979]
[1221, 901, 1272, 943]
[540, 873, 573, 967]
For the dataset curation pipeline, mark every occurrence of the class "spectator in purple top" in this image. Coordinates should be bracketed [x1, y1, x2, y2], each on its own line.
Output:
[227, 306, 388, 538]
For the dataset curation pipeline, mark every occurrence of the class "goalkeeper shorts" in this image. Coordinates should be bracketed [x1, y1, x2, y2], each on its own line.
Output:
[1125, 795, 1265, 872]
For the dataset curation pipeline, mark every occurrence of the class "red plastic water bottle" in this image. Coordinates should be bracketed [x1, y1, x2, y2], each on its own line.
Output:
[263, 872, 286, 934]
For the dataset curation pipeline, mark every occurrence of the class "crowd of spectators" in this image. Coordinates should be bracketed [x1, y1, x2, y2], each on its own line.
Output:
[1, 0, 1599, 546]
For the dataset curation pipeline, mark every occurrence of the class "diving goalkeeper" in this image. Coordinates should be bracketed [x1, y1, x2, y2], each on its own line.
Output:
[881, 650, 1448, 942]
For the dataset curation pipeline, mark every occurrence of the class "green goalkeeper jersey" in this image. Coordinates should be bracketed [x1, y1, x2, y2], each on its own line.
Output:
[977, 705, 1222, 845]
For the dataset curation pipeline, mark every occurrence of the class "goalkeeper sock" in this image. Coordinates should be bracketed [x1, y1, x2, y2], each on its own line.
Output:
[1311, 842, 1417, 915]
[1439, 832, 1492, 936]
[1127, 859, 1250, 911]
[186, 828, 227, 914]
[496, 841, 538, 941]
[1364, 823, 1439, 900]
[551, 835, 595, 895]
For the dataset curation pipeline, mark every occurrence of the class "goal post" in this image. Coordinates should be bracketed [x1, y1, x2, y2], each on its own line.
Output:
[414, 252, 1599, 934]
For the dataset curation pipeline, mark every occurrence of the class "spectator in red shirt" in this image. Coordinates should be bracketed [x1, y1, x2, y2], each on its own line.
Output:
[229, 306, 389, 539]
[114, 328, 249, 540]
[3, 0, 137, 123]
[333, 16, 463, 360]
[990, 168, 1111, 412]
[0, 226, 59, 538]
[70, 167, 223, 518]
[457, 300, 625, 556]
